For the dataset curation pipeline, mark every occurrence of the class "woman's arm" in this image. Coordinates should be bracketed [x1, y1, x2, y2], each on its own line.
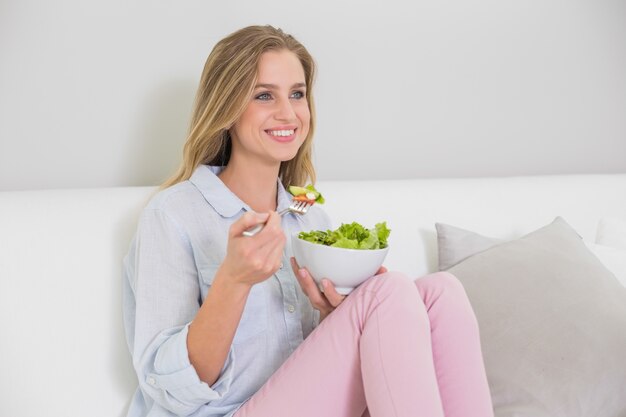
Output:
[126, 207, 285, 415]
[187, 210, 286, 386]
[187, 271, 251, 386]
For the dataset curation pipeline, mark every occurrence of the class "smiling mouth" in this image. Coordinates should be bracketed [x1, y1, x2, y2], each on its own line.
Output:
[265, 128, 296, 137]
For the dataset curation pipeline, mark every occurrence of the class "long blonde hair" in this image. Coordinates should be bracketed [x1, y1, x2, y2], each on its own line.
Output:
[162, 25, 317, 189]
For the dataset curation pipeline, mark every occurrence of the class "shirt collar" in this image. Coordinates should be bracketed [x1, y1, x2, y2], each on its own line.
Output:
[276, 178, 292, 213]
[189, 165, 293, 218]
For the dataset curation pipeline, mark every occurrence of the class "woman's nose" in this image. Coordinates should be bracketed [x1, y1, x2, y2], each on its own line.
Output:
[274, 98, 296, 120]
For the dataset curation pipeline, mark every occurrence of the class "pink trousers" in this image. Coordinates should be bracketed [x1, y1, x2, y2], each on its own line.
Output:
[234, 271, 494, 417]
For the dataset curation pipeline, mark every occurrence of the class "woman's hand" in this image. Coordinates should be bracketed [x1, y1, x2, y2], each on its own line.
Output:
[290, 257, 388, 321]
[290, 257, 344, 321]
[218, 211, 286, 288]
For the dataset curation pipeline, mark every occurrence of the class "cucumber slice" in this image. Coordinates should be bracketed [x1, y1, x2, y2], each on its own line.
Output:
[289, 184, 324, 204]
[288, 185, 309, 196]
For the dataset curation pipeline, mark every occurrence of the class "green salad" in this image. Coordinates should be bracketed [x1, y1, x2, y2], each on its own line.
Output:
[298, 221, 391, 250]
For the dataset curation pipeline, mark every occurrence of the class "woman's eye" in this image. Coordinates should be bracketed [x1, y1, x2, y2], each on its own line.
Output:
[256, 92, 272, 101]
[255, 91, 304, 101]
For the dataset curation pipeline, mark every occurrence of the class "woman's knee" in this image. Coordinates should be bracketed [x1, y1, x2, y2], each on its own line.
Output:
[415, 271, 479, 325]
[434, 271, 466, 291]
[363, 271, 414, 293]
[415, 271, 470, 301]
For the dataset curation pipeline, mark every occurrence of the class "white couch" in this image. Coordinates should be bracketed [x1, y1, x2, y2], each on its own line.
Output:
[1, 173, 625, 417]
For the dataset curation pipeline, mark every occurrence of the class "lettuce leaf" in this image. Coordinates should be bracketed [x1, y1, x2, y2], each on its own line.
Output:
[305, 184, 325, 204]
[298, 221, 390, 250]
[375, 222, 391, 248]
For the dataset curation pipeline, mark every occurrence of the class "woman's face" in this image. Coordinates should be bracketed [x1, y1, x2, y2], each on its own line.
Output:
[229, 49, 310, 166]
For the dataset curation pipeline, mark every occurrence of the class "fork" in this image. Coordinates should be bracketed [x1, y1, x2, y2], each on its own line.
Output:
[242, 200, 312, 237]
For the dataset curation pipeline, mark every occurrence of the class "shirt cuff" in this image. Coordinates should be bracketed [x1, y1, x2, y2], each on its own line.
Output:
[148, 323, 235, 404]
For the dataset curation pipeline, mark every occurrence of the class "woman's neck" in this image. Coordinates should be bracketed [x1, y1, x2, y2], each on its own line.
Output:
[218, 158, 280, 213]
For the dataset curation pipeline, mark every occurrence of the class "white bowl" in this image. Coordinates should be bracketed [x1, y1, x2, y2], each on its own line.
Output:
[291, 234, 390, 295]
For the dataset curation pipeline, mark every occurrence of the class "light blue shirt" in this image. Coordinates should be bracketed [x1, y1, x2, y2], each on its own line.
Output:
[122, 165, 332, 417]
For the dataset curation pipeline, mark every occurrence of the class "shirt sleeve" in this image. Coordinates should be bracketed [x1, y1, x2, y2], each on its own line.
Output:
[123, 206, 234, 416]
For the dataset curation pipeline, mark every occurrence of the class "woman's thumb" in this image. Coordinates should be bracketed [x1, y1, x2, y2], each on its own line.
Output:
[231, 211, 269, 235]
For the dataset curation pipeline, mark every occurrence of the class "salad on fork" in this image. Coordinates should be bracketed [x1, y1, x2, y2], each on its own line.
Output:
[242, 184, 324, 237]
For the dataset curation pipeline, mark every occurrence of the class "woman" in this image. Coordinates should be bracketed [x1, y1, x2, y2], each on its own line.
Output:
[123, 25, 494, 417]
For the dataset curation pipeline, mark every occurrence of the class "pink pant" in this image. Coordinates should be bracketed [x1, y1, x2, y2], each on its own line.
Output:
[234, 271, 494, 417]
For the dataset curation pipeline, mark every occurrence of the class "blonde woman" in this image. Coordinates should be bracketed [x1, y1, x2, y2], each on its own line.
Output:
[123, 25, 494, 417]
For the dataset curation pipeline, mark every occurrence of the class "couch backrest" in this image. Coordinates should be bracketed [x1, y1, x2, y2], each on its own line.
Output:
[319, 174, 626, 277]
[0, 187, 153, 417]
[1, 174, 624, 417]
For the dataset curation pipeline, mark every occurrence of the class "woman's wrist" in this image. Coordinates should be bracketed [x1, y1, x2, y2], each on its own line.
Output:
[213, 266, 253, 294]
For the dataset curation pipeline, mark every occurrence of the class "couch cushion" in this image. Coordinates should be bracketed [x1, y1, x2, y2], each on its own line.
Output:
[444, 217, 626, 417]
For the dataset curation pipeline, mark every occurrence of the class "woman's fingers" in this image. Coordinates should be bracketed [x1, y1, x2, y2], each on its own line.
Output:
[319, 279, 346, 307]
[253, 211, 285, 247]
[262, 233, 286, 273]
[229, 211, 269, 238]
[376, 265, 388, 275]
[290, 257, 318, 297]
[223, 211, 285, 286]
[290, 256, 300, 276]
[249, 212, 286, 274]
[290, 257, 346, 311]
[230, 211, 284, 257]
[290, 257, 332, 312]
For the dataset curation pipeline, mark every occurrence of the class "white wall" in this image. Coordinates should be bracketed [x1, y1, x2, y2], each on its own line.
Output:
[1, 0, 625, 191]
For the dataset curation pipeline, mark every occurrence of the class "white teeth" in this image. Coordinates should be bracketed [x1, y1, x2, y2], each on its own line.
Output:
[267, 129, 295, 137]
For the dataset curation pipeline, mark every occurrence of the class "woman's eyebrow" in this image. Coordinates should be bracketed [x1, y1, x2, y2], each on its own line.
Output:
[254, 82, 306, 90]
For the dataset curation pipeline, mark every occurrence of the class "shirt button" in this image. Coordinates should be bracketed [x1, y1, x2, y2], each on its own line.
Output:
[279, 262, 284, 269]
[287, 304, 295, 313]
[147, 376, 156, 386]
